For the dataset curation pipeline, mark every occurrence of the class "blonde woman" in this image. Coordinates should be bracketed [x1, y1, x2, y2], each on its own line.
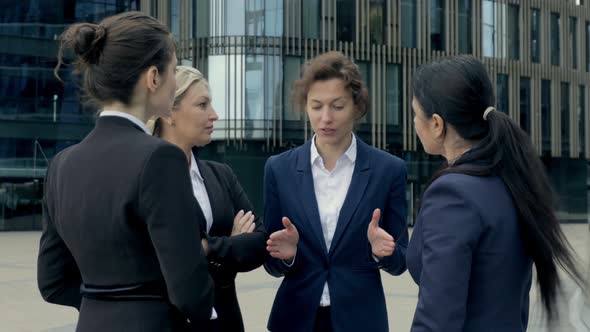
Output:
[150, 66, 268, 332]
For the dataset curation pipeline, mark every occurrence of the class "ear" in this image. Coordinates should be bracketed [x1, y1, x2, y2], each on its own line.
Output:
[145, 65, 160, 93]
[431, 113, 446, 140]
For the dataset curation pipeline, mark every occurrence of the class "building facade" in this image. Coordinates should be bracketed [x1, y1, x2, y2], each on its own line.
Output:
[1, 0, 588, 229]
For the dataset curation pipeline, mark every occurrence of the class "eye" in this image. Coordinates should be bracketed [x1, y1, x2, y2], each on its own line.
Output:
[333, 105, 345, 110]
[311, 105, 322, 110]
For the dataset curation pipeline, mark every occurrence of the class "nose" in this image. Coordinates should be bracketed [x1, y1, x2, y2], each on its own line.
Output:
[210, 107, 219, 121]
[319, 107, 333, 124]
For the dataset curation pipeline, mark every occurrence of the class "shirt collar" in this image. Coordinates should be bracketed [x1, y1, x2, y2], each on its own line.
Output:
[310, 133, 357, 166]
[99, 110, 151, 135]
[190, 152, 204, 182]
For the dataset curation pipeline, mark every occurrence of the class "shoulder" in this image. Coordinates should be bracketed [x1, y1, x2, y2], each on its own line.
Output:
[424, 172, 498, 208]
[265, 144, 306, 169]
[359, 141, 406, 173]
[201, 160, 234, 178]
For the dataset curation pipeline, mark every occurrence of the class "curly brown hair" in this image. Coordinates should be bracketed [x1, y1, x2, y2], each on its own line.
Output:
[292, 51, 369, 119]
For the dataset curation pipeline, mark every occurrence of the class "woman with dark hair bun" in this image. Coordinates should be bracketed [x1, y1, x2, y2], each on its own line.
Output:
[37, 12, 214, 332]
[407, 54, 585, 331]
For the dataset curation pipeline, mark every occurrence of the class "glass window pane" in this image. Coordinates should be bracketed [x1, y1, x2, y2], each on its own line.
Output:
[496, 74, 509, 113]
[284, 57, 302, 121]
[561, 82, 570, 155]
[507, 4, 519, 60]
[531, 9, 540, 63]
[482, 0, 496, 57]
[337, 0, 355, 42]
[302, 0, 320, 39]
[265, 0, 283, 37]
[541, 80, 552, 151]
[386, 64, 402, 126]
[570, 17, 578, 69]
[227, 0, 245, 35]
[551, 13, 560, 66]
[401, 0, 416, 48]
[579, 85, 585, 157]
[369, 0, 385, 45]
[520, 77, 531, 132]
[458, 0, 472, 53]
[430, 0, 445, 51]
[170, 0, 179, 38]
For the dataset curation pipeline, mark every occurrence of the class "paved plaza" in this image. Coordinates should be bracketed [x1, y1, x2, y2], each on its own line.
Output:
[0, 225, 588, 331]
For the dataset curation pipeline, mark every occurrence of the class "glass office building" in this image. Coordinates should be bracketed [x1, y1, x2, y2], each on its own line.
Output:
[1, 0, 589, 230]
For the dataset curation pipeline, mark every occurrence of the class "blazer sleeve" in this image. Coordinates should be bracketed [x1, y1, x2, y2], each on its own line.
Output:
[410, 179, 483, 332]
[37, 161, 83, 309]
[139, 144, 214, 324]
[379, 161, 409, 275]
[262, 157, 298, 277]
[205, 163, 269, 273]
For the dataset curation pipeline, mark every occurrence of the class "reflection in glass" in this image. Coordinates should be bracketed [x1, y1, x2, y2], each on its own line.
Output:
[170, 0, 179, 38]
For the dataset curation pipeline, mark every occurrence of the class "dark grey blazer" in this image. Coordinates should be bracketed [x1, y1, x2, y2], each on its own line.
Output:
[37, 116, 214, 332]
[193, 151, 268, 332]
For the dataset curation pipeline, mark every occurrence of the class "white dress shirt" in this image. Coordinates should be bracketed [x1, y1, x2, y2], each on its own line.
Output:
[189, 152, 214, 233]
[99, 110, 151, 134]
[311, 134, 357, 307]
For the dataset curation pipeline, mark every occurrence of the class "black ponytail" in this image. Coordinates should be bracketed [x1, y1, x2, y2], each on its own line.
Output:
[413, 55, 585, 320]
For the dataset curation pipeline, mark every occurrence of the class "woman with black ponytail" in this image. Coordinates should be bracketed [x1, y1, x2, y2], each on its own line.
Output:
[406, 55, 585, 331]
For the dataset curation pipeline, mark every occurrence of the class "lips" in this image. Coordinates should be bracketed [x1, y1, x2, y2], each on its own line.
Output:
[319, 128, 336, 135]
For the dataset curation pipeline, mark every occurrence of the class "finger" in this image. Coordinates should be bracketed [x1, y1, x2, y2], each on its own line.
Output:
[269, 229, 287, 240]
[238, 211, 253, 227]
[282, 217, 293, 230]
[241, 217, 254, 232]
[369, 209, 381, 229]
[376, 229, 393, 242]
[246, 220, 256, 233]
[234, 209, 245, 223]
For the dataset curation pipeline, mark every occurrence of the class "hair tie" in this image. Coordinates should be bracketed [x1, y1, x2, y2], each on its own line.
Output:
[483, 107, 495, 121]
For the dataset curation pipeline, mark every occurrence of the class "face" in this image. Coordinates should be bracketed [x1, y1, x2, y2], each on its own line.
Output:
[168, 81, 218, 147]
[306, 79, 357, 146]
[412, 97, 444, 155]
[148, 54, 178, 118]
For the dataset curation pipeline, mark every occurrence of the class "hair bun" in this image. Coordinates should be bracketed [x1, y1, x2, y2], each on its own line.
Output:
[72, 24, 107, 65]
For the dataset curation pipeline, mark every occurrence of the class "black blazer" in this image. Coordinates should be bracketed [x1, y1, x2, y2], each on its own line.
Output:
[193, 149, 268, 332]
[37, 116, 214, 332]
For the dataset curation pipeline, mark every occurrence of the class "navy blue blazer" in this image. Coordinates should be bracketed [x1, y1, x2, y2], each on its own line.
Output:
[263, 137, 408, 332]
[407, 171, 533, 332]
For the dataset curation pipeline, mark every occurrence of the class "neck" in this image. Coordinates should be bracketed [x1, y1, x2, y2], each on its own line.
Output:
[315, 133, 353, 170]
[161, 132, 192, 165]
[443, 141, 475, 165]
[103, 102, 149, 124]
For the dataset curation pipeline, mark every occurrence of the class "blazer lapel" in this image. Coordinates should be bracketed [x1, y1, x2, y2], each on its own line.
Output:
[329, 138, 371, 256]
[296, 140, 328, 256]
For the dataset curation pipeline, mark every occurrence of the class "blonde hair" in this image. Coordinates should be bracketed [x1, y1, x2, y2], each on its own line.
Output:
[148, 65, 207, 136]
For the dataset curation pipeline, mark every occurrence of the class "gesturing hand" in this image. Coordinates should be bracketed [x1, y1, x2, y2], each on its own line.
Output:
[231, 210, 255, 236]
[367, 208, 395, 260]
[266, 217, 299, 262]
